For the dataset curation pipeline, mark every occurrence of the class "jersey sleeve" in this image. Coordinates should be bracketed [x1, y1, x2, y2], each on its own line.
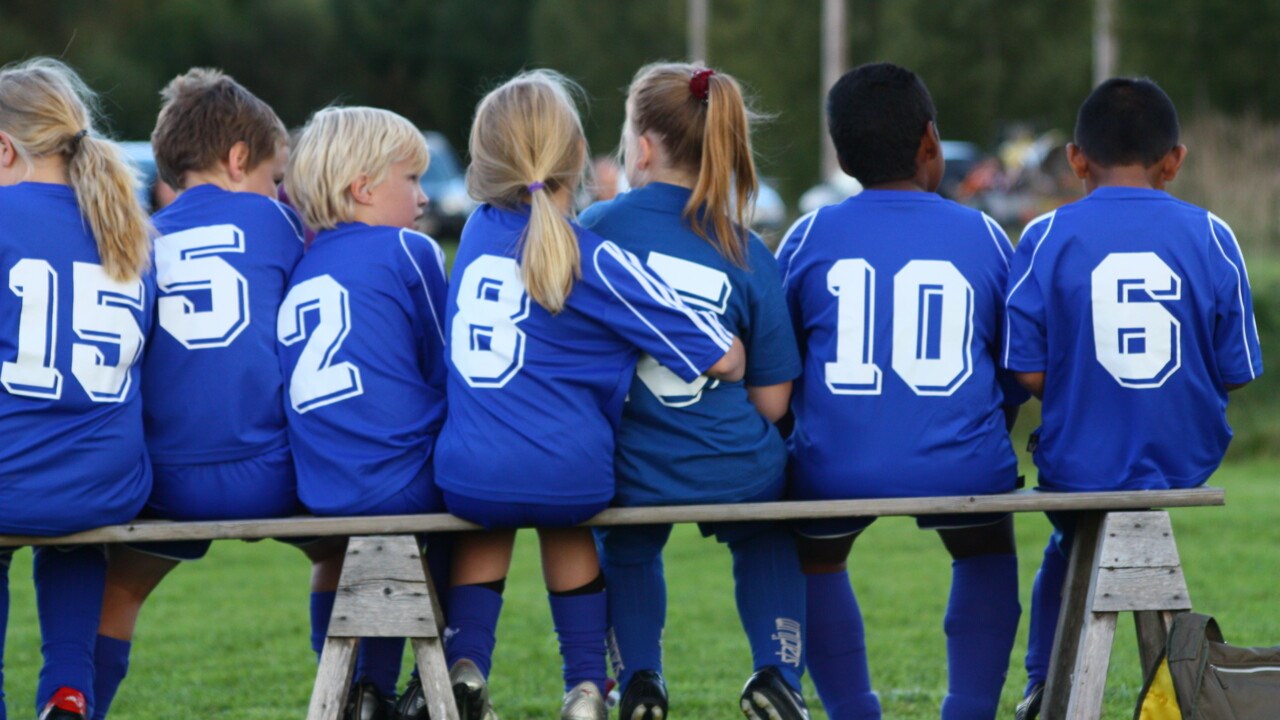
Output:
[585, 239, 735, 383]
[980, 214, 1030, 405]
[1002, 214, 1054, 372]
[775, 210, 819, 360]
[396, 230, 449, 375]
[1207, 214, 1264, 383]
[744, 239, 801, 386]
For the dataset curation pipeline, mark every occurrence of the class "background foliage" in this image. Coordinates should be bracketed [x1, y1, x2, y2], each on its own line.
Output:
[3, 0, 1279, 204]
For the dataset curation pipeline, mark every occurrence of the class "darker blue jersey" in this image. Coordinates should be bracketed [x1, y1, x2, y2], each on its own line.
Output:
[581, 183, 800, 506]
[145, 185, 305, 464]
[1003, 187, 1262, 491]
[777, 190, 1026, 501]
[279, 223, 449, 515]
[435, 204, 736, 505]
[0, 183, 154, 535]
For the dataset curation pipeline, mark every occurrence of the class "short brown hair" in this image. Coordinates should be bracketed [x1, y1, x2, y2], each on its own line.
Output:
[151, 68, 286, 190]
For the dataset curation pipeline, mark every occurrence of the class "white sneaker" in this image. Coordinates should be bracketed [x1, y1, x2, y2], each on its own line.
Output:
[560, 681, 607, 720]
[450, 659, 499, 720]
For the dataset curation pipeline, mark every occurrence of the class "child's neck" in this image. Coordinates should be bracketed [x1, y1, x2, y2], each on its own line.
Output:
[865, 179, 929, 192]
[1084, 164, 1166, 193]
[182, 169, 237, 193]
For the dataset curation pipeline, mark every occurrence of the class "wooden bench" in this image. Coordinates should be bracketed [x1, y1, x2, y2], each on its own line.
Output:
[0, 486, 1224, 720]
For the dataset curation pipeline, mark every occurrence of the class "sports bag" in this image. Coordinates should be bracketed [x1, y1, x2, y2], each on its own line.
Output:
[1135, 612, 1280, 719]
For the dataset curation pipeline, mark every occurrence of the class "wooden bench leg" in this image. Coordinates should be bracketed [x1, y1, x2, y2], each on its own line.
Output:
[1134, 610, 1176, 677]
[1042, 511, 1105, 719]
[306, 535, 459, 720]
[308, 637, 358, 720]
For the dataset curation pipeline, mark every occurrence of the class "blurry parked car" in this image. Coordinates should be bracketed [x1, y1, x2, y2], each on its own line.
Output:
[798, 172, 863, 216]
[938, 140, 982, 200]
[751, 178, 787, 235]
[119, 140, 176, 213]
[420, 131, 477, 238]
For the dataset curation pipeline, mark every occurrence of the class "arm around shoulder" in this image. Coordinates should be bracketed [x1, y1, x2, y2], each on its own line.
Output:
[706, 336, 745, 383]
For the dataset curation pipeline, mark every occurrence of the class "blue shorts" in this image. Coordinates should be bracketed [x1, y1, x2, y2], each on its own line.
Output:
[795, 512, 1010, 539]
[443, 491, 607, 530]
[127, 446, 314, 561]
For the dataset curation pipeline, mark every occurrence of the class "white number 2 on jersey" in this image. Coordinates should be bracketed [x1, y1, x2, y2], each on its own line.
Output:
[825, 258, 974, 396]
[634, 252, 731, 407]
[451, 254, 530, 389]
[277, 275, 363, 413]
[2, 259, 146, 402]
[1091, 252, 1182, 388]
[155, 224, 250, 349]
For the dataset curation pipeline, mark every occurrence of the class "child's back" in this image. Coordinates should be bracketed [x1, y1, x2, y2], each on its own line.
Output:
[780, 191, 1021, 499]
[1005, 190, 1259, 490]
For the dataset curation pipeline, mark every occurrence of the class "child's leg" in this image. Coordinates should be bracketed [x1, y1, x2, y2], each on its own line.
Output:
[444, 530, 517, 678]
[1, 549, 12, 720]
[34, 545, 107, 715]
[594, 524, 671, 691]
[722, 524, 805, 692]
[92, 546, 182, 720]
[540, 527, 608, 695]
[1024, 513, 1077, 694]
[798, 531, 881, 720]
[300, 537, 347, 663]
[936, 516, 1020, 720]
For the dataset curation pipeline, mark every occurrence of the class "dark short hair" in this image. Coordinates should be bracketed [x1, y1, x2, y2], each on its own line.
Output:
[152, 68, 286, 190]
[826, 62, 936, 186]
[1074, 78, 1179, 167]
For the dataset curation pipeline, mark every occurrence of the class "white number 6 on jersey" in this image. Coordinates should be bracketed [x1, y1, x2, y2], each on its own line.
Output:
[1091, 252, 1182, 388]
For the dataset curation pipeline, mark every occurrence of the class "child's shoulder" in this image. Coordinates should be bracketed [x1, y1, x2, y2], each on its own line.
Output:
[157, 187, 305, 242]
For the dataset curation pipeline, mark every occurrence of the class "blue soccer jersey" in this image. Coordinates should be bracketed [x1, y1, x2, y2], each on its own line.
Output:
[278, 223, 449, 515]
[0, 183, 154, 535]
[145, 185, 304, 466]
[435, 204, 736, 505]
[580, 183, 801, 506]
[777, 190, 1026, 501]
[1003, 187, 1262, 491]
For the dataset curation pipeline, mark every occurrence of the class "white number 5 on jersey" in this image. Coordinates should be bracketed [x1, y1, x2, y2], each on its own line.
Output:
[634, 252, 731, 407]
[155, 224, 250, 349]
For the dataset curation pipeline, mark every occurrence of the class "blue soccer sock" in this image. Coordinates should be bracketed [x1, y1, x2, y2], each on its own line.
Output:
[33, 545, 107, 715]
[91, 635, 131, 720]
[599, 541, 666, 691]
[444, 584, 504, 678]
[804, 570, 881, 719]
[941, 554, 1020, 720]
[729, 529, 805, 692]
[310, 591, 336, 661]
[548, 588, 608, 694]
[1025, 535, 1070, 693]
[356, 637, 405, 698]
[1, 549, 12, 720]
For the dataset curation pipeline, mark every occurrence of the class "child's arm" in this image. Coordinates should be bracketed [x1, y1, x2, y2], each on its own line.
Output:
[707, 337, 745, 382]
[747, 381, 792, 423]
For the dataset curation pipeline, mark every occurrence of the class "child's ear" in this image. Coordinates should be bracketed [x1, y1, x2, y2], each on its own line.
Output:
[1066, 143, 1090, 180]
[919, 121, 941, 161]
[349, 174, 375, 206]
[635, 133, 655, 172]
[1160, 144, 1188, 183]
[0, 132, 18, 169]
[226, 141, 251, 182]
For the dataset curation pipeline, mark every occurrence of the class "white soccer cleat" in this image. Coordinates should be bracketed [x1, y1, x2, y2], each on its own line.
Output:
[560, 680, 607, 720]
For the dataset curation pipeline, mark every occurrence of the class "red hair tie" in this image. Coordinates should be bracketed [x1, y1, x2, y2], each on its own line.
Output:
[690, 68, 715, 103]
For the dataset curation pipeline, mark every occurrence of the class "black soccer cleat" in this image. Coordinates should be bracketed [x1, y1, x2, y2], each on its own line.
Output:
[1014, 684, 1044, 720]
[394, 676, 427, 720]
[39, 688, 87, 720]
[619, 670, 669, 720]
[345, 679, 394, 720]
[739, 667, 810, 720]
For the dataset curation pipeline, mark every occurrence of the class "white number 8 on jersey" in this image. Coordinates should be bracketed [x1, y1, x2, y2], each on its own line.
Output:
[452, 255, 530, 388]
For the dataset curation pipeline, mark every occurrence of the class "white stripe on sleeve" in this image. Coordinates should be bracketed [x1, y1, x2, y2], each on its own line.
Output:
[1002, 210, 1057, 367]
[1207, 213, 1257, 379]
[399, 229, 447, 344]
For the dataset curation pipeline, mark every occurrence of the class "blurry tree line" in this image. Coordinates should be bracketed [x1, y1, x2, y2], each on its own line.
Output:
[1, 0, 1278, 204]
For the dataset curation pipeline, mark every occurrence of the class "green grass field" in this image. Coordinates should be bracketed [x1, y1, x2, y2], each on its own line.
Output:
[4, 458, 1278, 719]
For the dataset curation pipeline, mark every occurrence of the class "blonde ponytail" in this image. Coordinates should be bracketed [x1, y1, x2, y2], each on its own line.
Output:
[0, 58, 149, 282]
[67, 135, 151, 282]
[627, 63, 761, 268]
[467, 70, 586, 314]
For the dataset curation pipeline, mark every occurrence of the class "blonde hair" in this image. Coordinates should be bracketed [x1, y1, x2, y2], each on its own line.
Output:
[627, 62, 759, 267]
[0, 58, 150, 282]
[287, 106, 430, 231]
[153, 67, 287, 191]
[468, 70, 587, 314]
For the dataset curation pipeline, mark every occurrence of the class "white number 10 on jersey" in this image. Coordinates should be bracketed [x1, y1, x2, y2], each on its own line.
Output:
[825, 259, 974, 397]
